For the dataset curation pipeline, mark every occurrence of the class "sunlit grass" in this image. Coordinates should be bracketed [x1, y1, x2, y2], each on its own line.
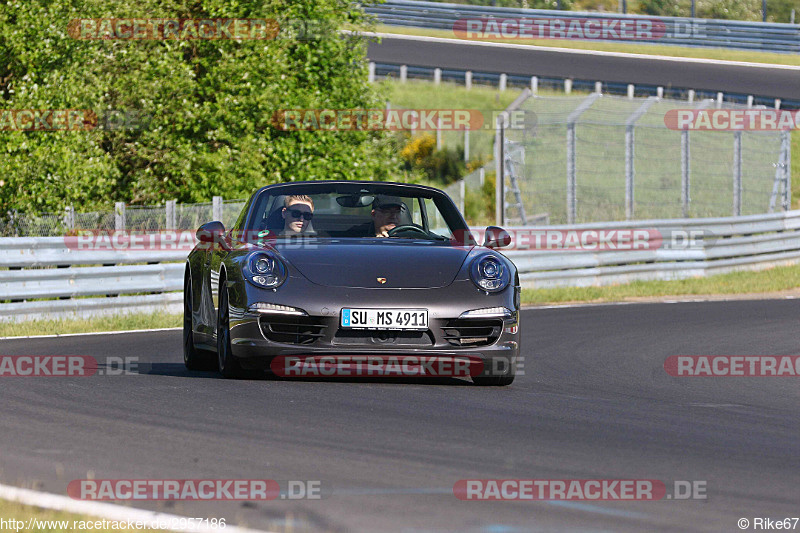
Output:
[0, 311, 181, 338]
[522, 262, 800, 304]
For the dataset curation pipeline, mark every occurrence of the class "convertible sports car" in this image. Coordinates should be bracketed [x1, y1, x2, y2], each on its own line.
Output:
[183, 181, 520, 385]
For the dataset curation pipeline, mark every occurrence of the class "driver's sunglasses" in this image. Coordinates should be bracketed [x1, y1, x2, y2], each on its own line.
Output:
[288, 209, 313, 220]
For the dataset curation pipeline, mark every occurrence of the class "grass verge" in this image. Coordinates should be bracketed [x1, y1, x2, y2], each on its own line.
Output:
[0, 499, 166, 532]
[375, 24, 800, 67]
[0, 311, 181, 338]
[522, 263, 800, 305]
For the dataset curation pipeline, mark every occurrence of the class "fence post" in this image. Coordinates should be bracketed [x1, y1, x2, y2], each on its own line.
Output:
[213, 196, 223, 223]
[565, 93, 601, 224]
[531, 76, 538, 95]
[166, 199, 177, 229]
[782, 131, 791, 211]
[459, 179, 466, 214]
[465, 70, 472, 90]
[400, 65, 407, 83]
[624, 97, 658, 221]
[495, 114, 505, 226]
[434, 68, 441, 85]
[464, 128, 470, 163]
[733, 132, 742, 216]
[627, 84, 634, 99]
[681, 130, 691, 218]
[499, 73, 507, 92]
[64, 206, 75, 230]
[114, 202, 126, 231]
[368, 62, 375, 83]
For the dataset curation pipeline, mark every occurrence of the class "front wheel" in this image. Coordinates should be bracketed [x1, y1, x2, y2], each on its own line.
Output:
[473, 358, 515, 386]
[217, 283, 244, 378]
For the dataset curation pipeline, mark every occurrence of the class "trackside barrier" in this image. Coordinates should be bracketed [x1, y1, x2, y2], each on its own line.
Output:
[367, 0, 800, 53]
[3, 210, 800, 321]
[504, 210, 800, 287]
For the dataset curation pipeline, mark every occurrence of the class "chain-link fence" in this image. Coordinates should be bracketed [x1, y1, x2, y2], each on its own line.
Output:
[0, 197, 247, 237]
[499, 94, 791, 225]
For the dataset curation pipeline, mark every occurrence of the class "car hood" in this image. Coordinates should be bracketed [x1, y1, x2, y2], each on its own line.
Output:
[270, 239, 473, 289]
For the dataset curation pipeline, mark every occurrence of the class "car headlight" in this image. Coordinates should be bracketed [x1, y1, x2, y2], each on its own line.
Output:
[245, 251, 287, 289]
[469, 254, 510, 293]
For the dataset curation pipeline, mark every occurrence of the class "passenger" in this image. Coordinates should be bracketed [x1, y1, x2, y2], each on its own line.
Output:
[281, 195, 314, 235]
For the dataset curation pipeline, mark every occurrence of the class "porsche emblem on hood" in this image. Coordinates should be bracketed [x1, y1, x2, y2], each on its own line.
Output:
[376, 277, 387, 284]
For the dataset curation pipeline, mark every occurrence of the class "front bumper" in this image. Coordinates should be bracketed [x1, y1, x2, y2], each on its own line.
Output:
[228, 278, 520, 376]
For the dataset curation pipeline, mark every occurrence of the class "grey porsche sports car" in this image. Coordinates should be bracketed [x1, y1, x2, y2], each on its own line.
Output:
[183, 180, 520, 385]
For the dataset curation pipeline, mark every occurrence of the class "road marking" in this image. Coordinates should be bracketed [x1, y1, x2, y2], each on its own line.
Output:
[0, 327, 181, 341]
[366, 32, 800, 71]
[0, 483, 275, 533]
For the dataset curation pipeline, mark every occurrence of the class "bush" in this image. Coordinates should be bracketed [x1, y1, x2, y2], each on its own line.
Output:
[0, 0, 399, 214]
[399, 133, 467, 184]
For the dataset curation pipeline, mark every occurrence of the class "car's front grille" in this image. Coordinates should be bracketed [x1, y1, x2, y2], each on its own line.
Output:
[259, 316, 328, 345]
[333, 329, 434, 346]
[441, 319, 503, 347]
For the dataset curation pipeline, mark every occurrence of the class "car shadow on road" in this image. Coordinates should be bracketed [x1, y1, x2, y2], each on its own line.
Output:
[133, 362, 473, 385]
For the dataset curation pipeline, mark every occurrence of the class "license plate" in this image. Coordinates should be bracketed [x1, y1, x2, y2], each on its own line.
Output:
[341, 308, 428, 330]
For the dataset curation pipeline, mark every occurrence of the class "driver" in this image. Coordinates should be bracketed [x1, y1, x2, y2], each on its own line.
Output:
[371, 195, 405, 237]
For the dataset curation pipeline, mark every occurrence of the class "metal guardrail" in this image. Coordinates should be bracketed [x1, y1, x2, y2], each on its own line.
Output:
[504, 210, 800, 287]
[2, 210, 800, 321]
[367, 0, 800, 53]
[0, 236, 189, 322]
[371, 63, 800, 110]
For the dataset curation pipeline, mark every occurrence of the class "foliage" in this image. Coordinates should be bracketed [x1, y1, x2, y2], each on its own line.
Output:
[766, 0, 800, 22]
[464, 171, 496, 225]
[0, 0, 398, 215]
[637, 0, 686, 16]
[697, 0, 763, 20]
[399, 133, 466, 184]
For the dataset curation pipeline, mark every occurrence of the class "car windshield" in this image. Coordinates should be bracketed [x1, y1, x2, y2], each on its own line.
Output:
[241, 183, 470, 242]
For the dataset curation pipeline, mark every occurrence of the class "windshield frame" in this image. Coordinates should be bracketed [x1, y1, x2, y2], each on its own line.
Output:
[234, 181, 473, 244]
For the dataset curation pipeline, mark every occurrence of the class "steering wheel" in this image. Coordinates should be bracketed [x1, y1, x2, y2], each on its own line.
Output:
[387, 224, 429, 239]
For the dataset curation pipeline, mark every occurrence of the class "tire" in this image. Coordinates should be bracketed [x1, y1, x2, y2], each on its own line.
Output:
[183, 273, 213, 371]
[216, 281, 244, 379]
[472, 374, 515, 386]
[473, 358, 515, 386]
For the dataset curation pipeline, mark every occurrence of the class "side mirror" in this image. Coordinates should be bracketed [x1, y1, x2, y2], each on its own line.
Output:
[483, 226, 511, 249]
[196, 221, 228, 250]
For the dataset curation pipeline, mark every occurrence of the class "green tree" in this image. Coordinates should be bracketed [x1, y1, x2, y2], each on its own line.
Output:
[638, 0, 686, 16]
[0, 0, 398, 215]
[697, 0, 762, 20]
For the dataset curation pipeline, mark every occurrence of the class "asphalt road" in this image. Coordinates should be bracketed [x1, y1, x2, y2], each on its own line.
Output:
[0, 300, 798, 532]
[367, 35, 800, 100]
